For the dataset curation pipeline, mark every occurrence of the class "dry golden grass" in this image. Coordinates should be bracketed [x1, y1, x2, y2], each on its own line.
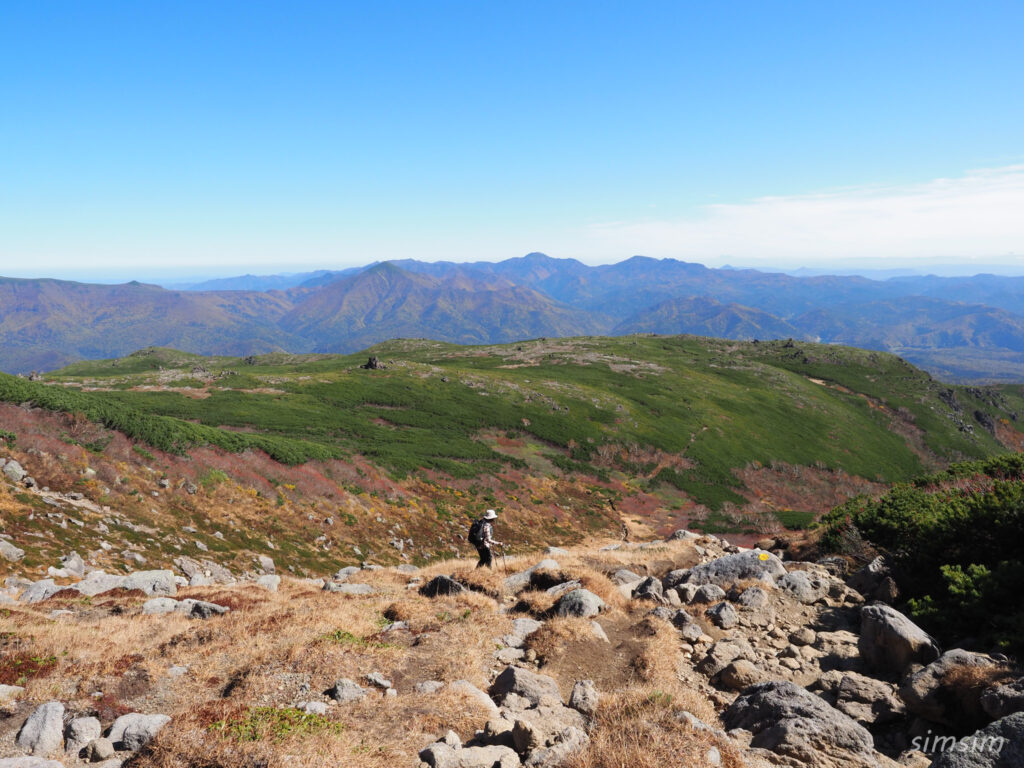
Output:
[562, 687, 742, 768]
[522, 618, 598, 662]
[942, 662, 1018, 697]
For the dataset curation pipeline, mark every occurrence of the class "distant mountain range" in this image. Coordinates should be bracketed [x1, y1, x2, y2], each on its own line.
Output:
[6, 253, 1024, 381]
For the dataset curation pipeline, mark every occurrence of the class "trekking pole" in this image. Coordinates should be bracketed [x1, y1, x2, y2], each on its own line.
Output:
[501, 544, 509, 574]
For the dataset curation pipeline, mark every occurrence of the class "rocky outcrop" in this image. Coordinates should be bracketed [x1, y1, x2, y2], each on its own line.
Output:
[684, 550, 786, 588]
[899, 649, 998, 729]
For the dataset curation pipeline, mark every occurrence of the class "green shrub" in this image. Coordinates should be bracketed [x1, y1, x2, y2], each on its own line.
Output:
[209, 706, 345, 742]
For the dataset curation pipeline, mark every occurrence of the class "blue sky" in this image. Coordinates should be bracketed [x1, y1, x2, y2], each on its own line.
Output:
[2, 1, 1023, 281]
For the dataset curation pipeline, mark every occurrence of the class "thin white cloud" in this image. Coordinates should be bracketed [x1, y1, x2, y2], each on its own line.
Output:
[584, 165, 1024, 268]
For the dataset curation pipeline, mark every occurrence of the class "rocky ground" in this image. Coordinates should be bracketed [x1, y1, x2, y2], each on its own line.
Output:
[1, 520, 1022, 768]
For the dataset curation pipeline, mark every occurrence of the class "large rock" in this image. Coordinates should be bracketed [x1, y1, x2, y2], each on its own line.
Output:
[684, 550, 786, 588]
[419, 575, 465, 598]
[707, 601, 738, 629]
[930, 711, 1024, 768]
[491, 666, 562, 707]
[3, 460, 27, 483]
[723, 681, 878, 768]
[504, 559, 560, 594]
[72, 571, 126, 596]
[20, 580, 62, 604]
[65, 716, 101, 756]
[16, 702, 65, 756]
[107, 713, 170, 751]
[524, 726, 589, 767]
[457, 745, 521, 768]
[610, 569, 643, 586]
[817, 670, 905, 725]
[631, 577, 664, 602]
[0, 539, 25, 563]
[176, 599, 230, 619]
[721, 659, 765, 691]
[981, 678, 1024, 720]
[568, 680, 599, 716]
[121, 570, 177, 596]
[327, 678, 367, 704]
[323, 581, 374, 595]
[696, 637, 756, 678]
[900, 649, 997, 729]
[859, 604, 940, 676]
[553, 589, 605, 618]
[777, 571, 829, 604]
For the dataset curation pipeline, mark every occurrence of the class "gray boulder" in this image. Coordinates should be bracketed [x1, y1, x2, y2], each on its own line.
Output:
[457, 745, 521, 768]
[696, 637, 756, 678]
[859, 604, 940, 675]
[668, 528, 700, 541]
[327, 678, 367, 704]
[707, 601, 738, 629]
[257, 574, 281, 592]
[107, 713, 170, 751]
[3, 459, 26, 482]
[816, 670, 905, 725]
[720, 659, 765, 691]
[176, 599, 230, 619]
[931, 711, 1024, 768]
[662, 569, 691, 589]
[256, 554, 275, 574]
[0, 539, 25, 563]
[568, 680, 599, 716]
[982, 678, 1024, 719]
[419, 575, 465, 598]
[418, 741, 459, 768]
[524, 726, 589, 767]
[72, 571, 126, 596]
[610, 569, 642, 586]
[691, 583, 727, 604]
[0, 760, 67, 768]
[16, 701, 65, 756]
[723, 681, 878, 768]
[685, 549, 786, 587]
[553, 589, 605, 618]
[121, 570, 177, 596]
[631, 577, 664, 602]
[142, 598, 178, 615]
[504, 559, 560, 593]
[900, 649, 997, 729]
[65, 716, 101, 755]
[491, 666, 562, 707]
[19, 580, 62, 604]
[323, 582, 374, 595]
[777, 571, 829, 604]
[85, 737, 115, 761]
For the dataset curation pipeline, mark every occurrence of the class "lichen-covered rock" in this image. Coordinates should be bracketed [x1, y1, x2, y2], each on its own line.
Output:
[777, 571, 829, 604]
[685, 550, 786, 588]
[491, 666, 562, 707]
[568, 680, 599, 716]
[107, 713, 170, 751]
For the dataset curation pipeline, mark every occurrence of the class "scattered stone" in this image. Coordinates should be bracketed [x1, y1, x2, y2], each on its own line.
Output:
[611, 569, 643, 586]
[73, 571, 125, 596]
[667, 529, 699, 541]
[0, 684, 24, 704]
[981, 677, 1024, 719]
[256, 555, 275, 574]
[296, 701, 328, 715]
[177, 599, 230, 619]
[721, 659, 765, 691]
[544, 546, 569, 556]
[691, 584, 727, 604]
[415, 681, 445, 695]
[524, 726, 589, 767]
[364, 672, 392, 690]
[662, 568, 691, 589]
[569, 679, 599, 716]
[3, 459, 26, 483]
[19, 579, 62, 604]
[328, 678, 368, 704]
[16, 701, 65, 756]
[142, 598, 178, 615]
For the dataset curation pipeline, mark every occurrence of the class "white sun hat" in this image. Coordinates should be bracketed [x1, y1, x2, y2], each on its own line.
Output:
[484, 509, 498, 520]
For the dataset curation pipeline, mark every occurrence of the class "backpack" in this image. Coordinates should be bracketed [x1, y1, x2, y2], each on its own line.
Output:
[468, 518, 486, 546]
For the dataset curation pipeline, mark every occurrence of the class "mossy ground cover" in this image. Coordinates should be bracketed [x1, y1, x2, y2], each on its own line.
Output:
[13, 335, 1024, 516]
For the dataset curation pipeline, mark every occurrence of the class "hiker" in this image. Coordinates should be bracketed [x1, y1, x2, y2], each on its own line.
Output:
[469, 509, 503, 569]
